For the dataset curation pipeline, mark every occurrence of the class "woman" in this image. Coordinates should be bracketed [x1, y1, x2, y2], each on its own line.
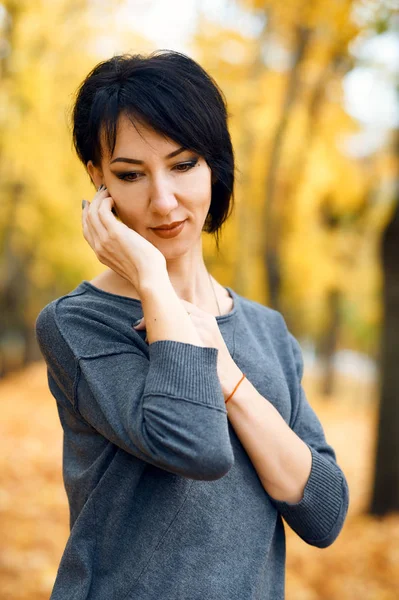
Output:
[36, 50, 349, 600]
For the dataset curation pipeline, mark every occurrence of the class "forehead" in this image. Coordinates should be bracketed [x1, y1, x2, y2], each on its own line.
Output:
[102, 113, 180, 162]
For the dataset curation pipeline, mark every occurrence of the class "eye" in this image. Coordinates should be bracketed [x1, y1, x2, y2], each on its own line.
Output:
[173, 159, 199, 172]
[117, 172, 143, 182]
[115, 158, 199, 182]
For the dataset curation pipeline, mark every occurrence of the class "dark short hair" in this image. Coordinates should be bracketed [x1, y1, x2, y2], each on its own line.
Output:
[71, 50, 235, 249]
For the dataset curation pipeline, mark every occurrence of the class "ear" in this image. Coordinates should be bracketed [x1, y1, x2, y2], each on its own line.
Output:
[87, 160, 104, 190]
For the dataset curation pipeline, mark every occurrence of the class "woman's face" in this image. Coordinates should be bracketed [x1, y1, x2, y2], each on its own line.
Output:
[88, 114, 213, 258]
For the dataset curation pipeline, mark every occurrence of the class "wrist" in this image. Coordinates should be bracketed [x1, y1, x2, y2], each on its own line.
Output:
[137, 269, 171, 298]
[220, 362, 245, 400]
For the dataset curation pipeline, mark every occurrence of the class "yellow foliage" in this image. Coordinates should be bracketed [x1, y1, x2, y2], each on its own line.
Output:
[194, 0, 394, 350]
[0, 0, 395, 355]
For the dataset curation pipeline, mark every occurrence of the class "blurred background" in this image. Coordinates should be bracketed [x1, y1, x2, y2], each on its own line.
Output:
[0, 0, 398, 598]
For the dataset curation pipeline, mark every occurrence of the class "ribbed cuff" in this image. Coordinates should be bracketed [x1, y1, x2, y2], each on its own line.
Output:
[145, 340, 226, 410]
[271, 445, 347, 543]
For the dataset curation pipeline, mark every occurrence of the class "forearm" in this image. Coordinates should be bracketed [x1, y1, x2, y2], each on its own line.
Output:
[139, 273, 205, 347]
[224, 365, 312, 503]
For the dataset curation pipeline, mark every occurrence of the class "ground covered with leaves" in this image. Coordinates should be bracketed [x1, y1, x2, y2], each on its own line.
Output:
[1, 362, 398, 599]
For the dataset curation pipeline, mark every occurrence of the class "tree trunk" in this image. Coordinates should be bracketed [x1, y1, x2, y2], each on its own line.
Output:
[317, 288, 340, 397]
[264, 25, 312, 311]
[370, 188, 399, 515]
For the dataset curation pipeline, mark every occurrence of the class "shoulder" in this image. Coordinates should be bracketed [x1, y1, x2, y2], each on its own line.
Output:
[36, 283, 143, 360]
[234, 290, 303, 377]
[35, 284, 87, 350]
[235, 290, 289, 335]
[35, 286, 82, 355]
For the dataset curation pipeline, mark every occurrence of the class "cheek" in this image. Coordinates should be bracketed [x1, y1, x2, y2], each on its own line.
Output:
[110, 194, 141, 227]
[182, 170, 212, 205]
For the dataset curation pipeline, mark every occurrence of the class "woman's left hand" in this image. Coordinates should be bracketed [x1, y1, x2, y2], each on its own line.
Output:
[134, 298, 242, 399]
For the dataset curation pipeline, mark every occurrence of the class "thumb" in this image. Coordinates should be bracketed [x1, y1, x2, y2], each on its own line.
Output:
[133, 317, 145, 330]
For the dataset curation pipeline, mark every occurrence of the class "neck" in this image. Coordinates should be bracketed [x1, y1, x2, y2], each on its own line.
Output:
[161, 240, 220, 314]
[166, 263, 220, 316]
[104, 244, 220, 315]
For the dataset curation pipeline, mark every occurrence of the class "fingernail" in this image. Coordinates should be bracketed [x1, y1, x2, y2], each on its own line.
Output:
[98, 184, 104, 191]
[82, 199, 87, 210]
[133, 318, 142, 328]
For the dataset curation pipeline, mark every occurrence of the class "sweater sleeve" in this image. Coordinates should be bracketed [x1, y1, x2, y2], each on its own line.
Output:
[270, 331, 350, 548]
[35, 300, 234, 482]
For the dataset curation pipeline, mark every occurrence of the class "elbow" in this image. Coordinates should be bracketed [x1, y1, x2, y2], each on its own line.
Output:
[142, 398, 234, 481]
[177, 417, 235, 480]
[141, 417, 235, 481]
[150, 443, 234, 482]
[191, 444, 235, 481]
[306, 494, 350, 549]
[278, 473, 350, 549]
[319, 479, 350, 548]
[167, 434, 234, 481]
[306, 524, 344, 549]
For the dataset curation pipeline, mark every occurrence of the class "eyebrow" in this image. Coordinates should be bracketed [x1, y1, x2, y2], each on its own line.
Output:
[110, 146, 187, 165]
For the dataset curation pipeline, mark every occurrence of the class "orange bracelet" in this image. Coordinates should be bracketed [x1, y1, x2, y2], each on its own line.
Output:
[225, 373, 246, 404]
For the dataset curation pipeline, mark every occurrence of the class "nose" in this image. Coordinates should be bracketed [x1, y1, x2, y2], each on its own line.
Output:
[149, 174, 179, 216]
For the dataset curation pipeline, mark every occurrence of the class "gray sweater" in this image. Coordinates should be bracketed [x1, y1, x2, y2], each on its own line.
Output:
[35, 280, 349, 600]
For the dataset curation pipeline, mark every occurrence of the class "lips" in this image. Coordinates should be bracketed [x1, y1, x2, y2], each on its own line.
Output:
[151, 219, 186, 238]
[152, 220, 185, 230]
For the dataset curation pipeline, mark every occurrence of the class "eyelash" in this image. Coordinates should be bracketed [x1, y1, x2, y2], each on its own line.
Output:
[116, 159, 199, 182]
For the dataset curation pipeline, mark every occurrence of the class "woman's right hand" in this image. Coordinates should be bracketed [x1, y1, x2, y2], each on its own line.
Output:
[82, 185, 167, 292]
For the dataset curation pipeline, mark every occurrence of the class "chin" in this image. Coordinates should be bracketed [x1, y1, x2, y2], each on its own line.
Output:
[157, 243, 191, 261]
[153, 235, 200, 261]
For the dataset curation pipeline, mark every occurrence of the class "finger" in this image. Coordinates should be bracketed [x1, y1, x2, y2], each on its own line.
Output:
[82, 200, 96, 248]
[97, 195, 118, 230]
[133, 317, 145, 330]
[86, 189, 112, 250]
